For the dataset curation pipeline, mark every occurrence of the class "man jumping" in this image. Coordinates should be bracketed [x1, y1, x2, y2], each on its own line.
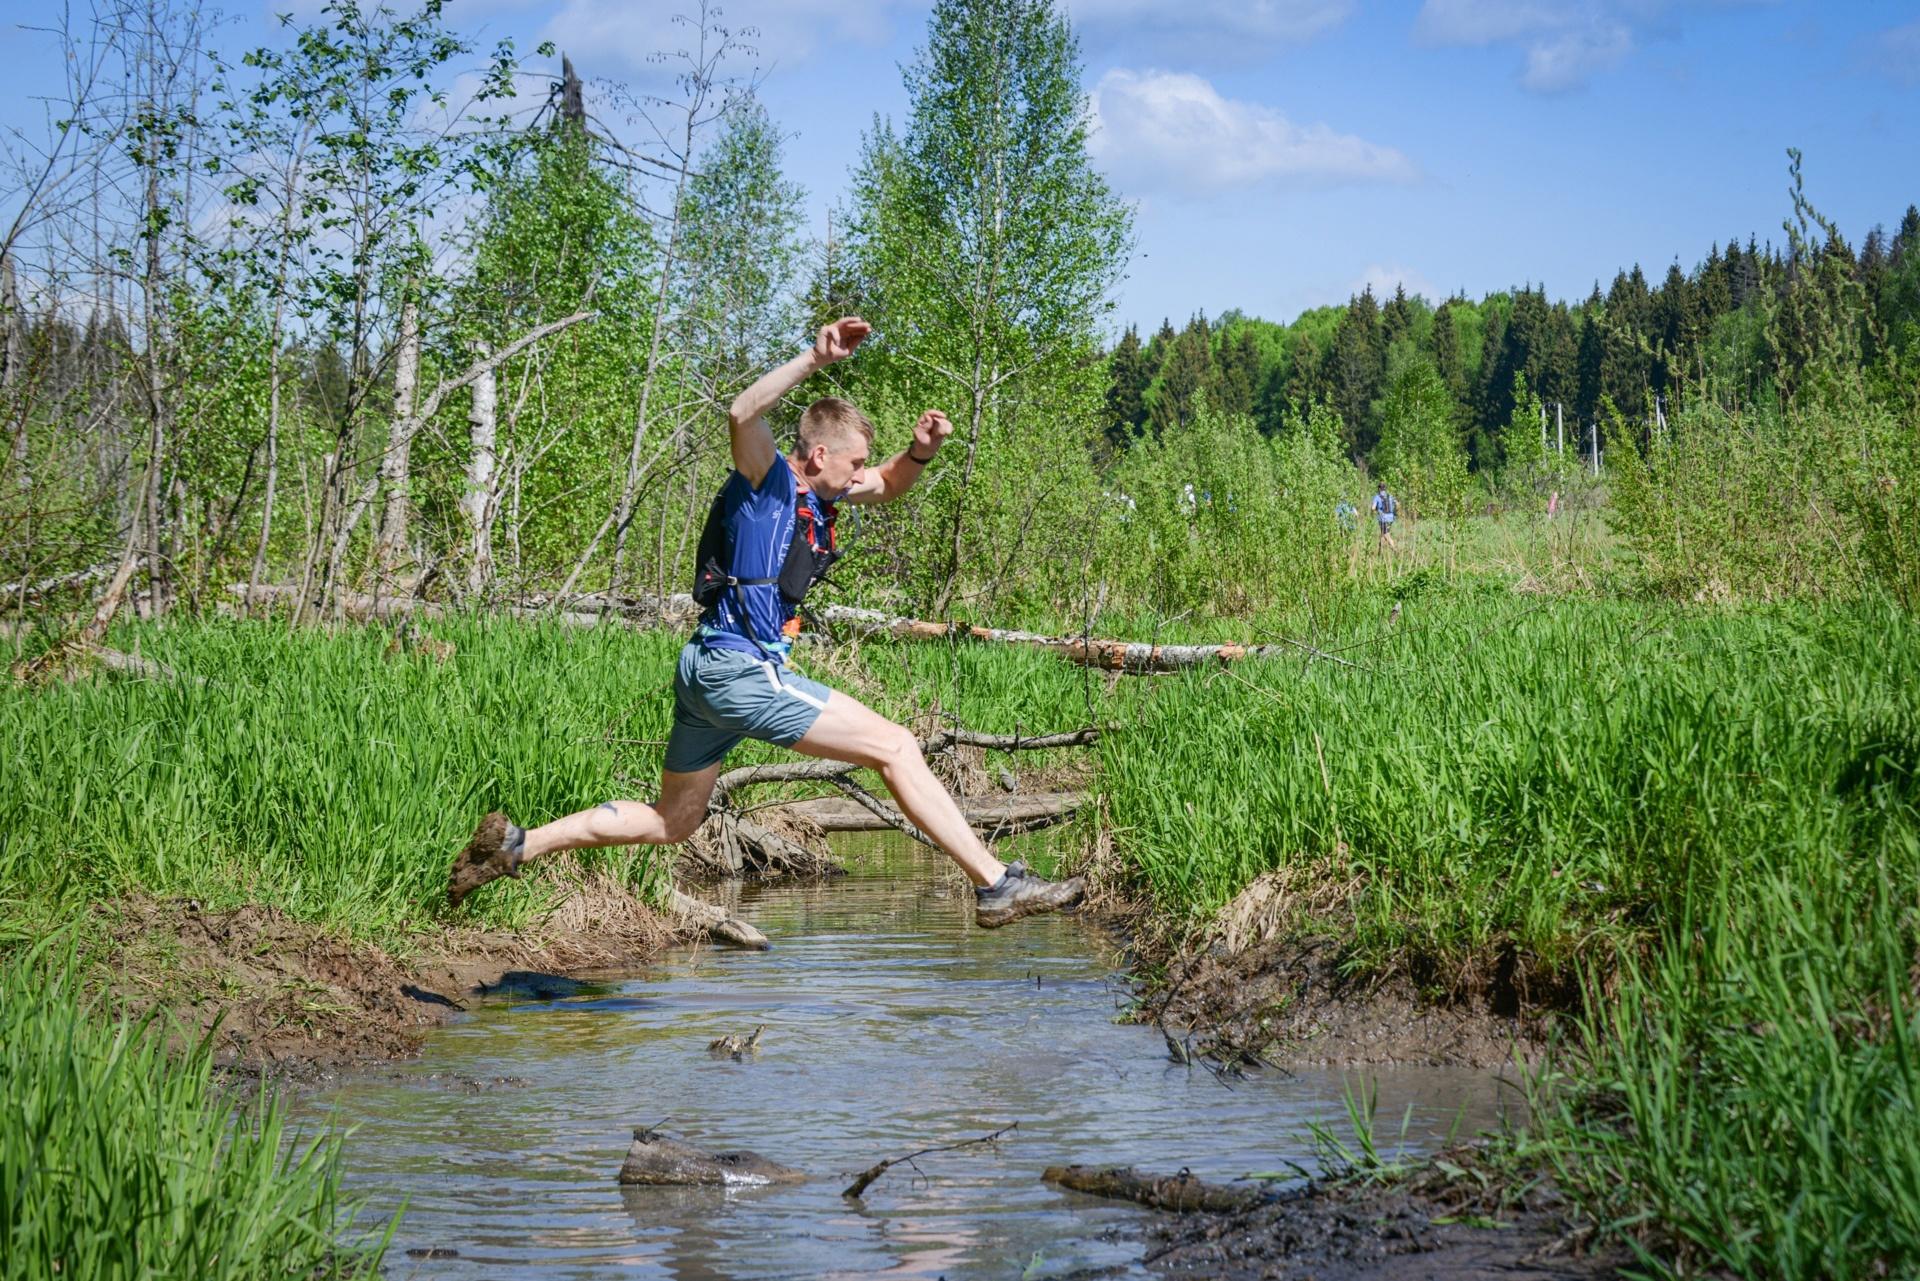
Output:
[447, 317, 1085, 929]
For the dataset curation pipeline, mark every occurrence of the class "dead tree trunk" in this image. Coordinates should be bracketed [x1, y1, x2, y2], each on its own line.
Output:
[463, 339, 497, 596]
[1041, 1165, 1264, 1214]
[2, 251, 24, 483]
[139, 161, 169, 618]
[315, 310, 595, 615]
[374, 291, 420, 591]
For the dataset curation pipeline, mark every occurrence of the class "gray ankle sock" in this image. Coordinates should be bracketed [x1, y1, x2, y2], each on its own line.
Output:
[504, 824, 526, 868]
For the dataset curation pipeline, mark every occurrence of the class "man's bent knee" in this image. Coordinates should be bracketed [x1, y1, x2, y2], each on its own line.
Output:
[870, 721, 921, 772]
[658, 802, 709, 844]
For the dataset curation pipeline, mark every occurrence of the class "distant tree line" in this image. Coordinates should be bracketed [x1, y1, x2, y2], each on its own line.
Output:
[1103, 199, 1920, 470]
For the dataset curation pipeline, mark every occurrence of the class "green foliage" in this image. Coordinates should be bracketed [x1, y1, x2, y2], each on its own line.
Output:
[0, 943, 389, 1280]
[1097, 399, 1355, 620]
[1372, 355, 1470, 518]
[842, 0, 1132, 614]
[432, 119, 658, 586]
[676, 99, 808, 400]
[1608, 391, 1920, 605]
[0, 619, 686, 933]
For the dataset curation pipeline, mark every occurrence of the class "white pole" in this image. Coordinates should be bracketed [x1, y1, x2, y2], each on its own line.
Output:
[1591, 422, 1600, 476]
[1556, 402, 1564, 454]
[1539, 403, 1547, 452]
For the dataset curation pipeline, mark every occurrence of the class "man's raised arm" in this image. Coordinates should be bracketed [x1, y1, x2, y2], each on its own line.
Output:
[844, 409, 954, 505]
[728, 317, 870, 488]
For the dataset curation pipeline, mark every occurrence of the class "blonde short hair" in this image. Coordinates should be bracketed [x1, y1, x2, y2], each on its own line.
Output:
[796, 397, 875, 457]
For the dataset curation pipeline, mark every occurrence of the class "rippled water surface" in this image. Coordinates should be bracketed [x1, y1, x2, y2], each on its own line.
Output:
[294, 837, 1512, 1279]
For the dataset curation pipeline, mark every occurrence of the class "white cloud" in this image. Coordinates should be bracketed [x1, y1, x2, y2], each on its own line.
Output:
[1088, 69, 1417, 195]
[1414, 0, 1749, 92]
[1865, 18, 1920, 88]
[1521, 22, 1633, 91]
[542, 0, 898, 76]
[1066, 0, 1353, 58]
[1414, 0, 1576, 46]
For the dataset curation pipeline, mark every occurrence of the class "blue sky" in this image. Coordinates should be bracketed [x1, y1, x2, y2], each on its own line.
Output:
[4, 0, 1916, 334]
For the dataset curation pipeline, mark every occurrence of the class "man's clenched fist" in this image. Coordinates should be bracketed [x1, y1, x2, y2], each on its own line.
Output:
[814, 317, 871, 364]
[912, 410, 953, 456]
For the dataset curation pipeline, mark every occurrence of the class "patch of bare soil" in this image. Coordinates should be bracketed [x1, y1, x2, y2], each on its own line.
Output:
[91, 861, 687, 1075]
[1142, 1157, 1628, 1280]
[1115, 867, 1576, 1069]
[1150, 933, 1549, 1069]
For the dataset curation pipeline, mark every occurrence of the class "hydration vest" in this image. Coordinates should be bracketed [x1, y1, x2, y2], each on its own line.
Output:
[691, 481, 842, 629]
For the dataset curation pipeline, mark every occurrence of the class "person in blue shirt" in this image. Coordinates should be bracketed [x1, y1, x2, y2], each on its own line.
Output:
[1371, 481, 1399, 550]
[449, 318, 1083, 929]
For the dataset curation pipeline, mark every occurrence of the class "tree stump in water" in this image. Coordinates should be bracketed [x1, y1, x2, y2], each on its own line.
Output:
[617, 1129, 805, 1186]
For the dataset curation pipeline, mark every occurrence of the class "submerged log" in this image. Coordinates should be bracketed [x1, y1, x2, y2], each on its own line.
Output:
[778, 790, 1084, 833]
[1042, 1164, 1265, 1214]
[665, 887, 770, 950]
[618, 1129, 804, 1186]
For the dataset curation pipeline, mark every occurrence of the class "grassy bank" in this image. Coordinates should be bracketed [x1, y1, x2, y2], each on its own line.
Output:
[0, 615, 1096, 944]
[0, 943, 388, 1280]
[6, 598, 1917, 1278]
[1100, 596, 1920, 1277]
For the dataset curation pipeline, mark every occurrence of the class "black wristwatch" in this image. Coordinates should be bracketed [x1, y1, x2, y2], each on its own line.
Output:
[907, 446, 937, 464]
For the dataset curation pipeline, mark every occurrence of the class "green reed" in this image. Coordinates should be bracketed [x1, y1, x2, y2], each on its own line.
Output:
[0, 940, 390, 1280]
[0, 615, 1097, 940]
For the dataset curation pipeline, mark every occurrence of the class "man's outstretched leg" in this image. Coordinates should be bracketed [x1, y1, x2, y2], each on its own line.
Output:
[790, 689, 1085, 928]
[447, 764, 722, 906]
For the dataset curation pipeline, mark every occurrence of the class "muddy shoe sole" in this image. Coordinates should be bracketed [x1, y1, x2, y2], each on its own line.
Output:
[447, 811, 521, 907]
[975, 875, 1086, 929]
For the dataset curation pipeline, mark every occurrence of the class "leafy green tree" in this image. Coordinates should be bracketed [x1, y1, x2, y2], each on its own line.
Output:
[1372, 355, 1469, 518]
[440, 108, 656, 593]
[677, 100, 808, 405]
[1322, 287, 1383, 456]
[844, 0, 1132, 613]
[1151, 313, 1213, 434]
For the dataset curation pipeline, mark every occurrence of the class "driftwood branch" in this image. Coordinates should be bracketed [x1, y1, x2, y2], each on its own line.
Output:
[825, 775, 938, 850]
[1042, 1164, 1265, 1214]
[843, 1123, 1017, 1199]
[781, 790, 1083, 834]
[665, 886, 769, 950]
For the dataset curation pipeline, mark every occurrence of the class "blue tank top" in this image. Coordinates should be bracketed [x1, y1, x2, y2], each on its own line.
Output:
[696, 454, 831, 665]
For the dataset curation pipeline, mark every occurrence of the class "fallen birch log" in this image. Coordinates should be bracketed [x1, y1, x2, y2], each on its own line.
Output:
[1042, 1164, 1266, 1214]
[811, 605, 1293, 673]
[231, 583, 1304, 674]
[711, 726, 1099, 807]
[777, 790, 1083, 833]
[665, 887, 770, 950]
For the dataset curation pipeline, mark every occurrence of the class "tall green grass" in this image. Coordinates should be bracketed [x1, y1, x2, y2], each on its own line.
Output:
[0, 941, 389, 1279]
[1097, 595, 1920, 1278]
[1527, 868, 1920, 1278]
[1103, 598, 1918, 974]
[0, 616, 1098, 939]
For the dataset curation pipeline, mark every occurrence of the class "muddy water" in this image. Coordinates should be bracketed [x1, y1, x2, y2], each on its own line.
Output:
[295, 837, 1513, 1279]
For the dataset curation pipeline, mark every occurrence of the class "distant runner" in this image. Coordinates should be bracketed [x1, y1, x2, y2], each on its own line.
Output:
[448, 318, 1085, 929]
[1371, 481, 1399, 551]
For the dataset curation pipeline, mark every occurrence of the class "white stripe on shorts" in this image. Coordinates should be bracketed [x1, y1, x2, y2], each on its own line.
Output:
[760, 660, 828, 711]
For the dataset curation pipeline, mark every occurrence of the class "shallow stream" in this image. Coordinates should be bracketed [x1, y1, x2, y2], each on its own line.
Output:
[294, 837, 1511, 1278]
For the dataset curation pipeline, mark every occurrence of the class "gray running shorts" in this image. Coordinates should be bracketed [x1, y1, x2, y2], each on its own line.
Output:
[663, 641, 834, 774]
